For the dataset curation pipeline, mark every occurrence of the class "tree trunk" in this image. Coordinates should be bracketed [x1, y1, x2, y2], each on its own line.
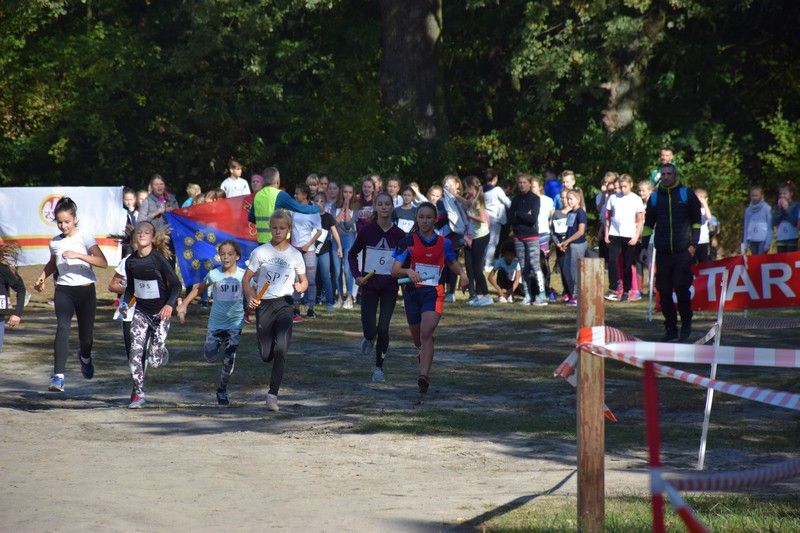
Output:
[379, 0, 444, 140]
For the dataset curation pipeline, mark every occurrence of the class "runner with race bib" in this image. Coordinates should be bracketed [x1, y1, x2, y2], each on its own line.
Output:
[242, 209, 309, 412]
[348, 192, 406, 383]
[391, 202, 468, 398]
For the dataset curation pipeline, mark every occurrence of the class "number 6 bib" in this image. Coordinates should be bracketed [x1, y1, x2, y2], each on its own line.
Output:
[364, 246, 394, 276]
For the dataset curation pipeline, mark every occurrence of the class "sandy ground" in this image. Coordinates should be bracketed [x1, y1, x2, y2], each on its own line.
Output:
[0, 321, 650, 532]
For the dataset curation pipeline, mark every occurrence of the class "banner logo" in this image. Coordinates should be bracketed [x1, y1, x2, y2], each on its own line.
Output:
[39, 195, 63, 225]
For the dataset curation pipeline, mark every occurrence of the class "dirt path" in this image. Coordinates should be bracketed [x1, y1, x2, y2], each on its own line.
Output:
[0, 313, 650, 532]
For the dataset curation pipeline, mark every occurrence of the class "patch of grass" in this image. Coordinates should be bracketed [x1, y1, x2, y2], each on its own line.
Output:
[474, 494, 800, 532]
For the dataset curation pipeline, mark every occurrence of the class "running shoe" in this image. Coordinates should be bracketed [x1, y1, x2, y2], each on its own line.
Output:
[306, 308, 317, 318]
[466, 296, 478, 306]
[361, 337, 375, 357]
[549, 291, 557, 303]
[532, 294, 548, 306]
[417, 375, 429, 394]
[333, 298, 343, 309]
[216, 389, 229, 406]
[292, 309, 304, 323]
[343, 296, 354, 310]
[78, 353, 94, 380]
[562, 293, 571, 303]
[498, 295, 508, 304]
[565, 298, 578, 306]
[519, 296, 531, 306]
[474, 296, 494, 306]
[628, 290, 642, 302]
[266, 393, 279, 412]
[48, 374, 64, 392]
[444, 293, 456, 303]
[129, 392, 145, 409]
[604, 290, 620, 301]
[506, 294, 513, 303]
[371, 367, 385, 382]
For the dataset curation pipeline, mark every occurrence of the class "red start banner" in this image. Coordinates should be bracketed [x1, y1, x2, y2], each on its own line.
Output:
[690, 251, 800, 311]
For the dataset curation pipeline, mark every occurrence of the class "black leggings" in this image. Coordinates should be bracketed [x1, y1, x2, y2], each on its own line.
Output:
[53, 284, 96, 374]
[608, 236, 637, 292]
[465, 234, 489, 296]
[256, 296, 294, 396]
[360, 288, 398, 368]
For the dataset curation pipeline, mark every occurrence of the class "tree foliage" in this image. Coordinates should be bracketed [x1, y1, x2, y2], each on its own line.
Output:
[1, 1, 799, 250]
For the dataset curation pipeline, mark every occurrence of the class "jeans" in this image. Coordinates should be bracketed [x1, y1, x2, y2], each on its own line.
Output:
[333, 232, 355, 297]
[295, 250, 317, 307]
[608, 236, 637, 292]
[484, 221, 504, 270]
[316, 249, 335, 306]
[0, 320, 5, 353]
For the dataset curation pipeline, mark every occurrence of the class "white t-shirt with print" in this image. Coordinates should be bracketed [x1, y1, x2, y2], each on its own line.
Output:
[49, 230, 98, 286]
[220, 177, 252, 198]
[605, 192, 644, 239]
[246, 243, 306, 299]
[290, 212, 322, 249]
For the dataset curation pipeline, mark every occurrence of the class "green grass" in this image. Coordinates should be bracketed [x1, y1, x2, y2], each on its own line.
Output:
[474, 494, 800, 532]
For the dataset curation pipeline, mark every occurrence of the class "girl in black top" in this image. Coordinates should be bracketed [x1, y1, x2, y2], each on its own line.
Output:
[123, 221, 180, 408]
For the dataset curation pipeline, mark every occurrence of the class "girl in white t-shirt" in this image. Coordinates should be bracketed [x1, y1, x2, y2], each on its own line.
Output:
[34, 197, 108, 392]
[242, 209, 309, 412]
[603, 175, 644, 301]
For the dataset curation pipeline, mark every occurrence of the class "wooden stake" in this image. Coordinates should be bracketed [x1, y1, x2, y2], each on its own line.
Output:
[577, 257, 605, 532]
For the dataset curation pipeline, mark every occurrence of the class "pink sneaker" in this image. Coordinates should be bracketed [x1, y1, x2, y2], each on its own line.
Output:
[628, 290, 642, 302]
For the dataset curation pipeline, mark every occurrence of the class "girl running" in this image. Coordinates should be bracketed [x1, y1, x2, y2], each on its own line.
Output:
[391, 202, 468, 396]
[34, 197, 108, 392]
[176, 240, 245, 405]
[123, 221, 180, 408]
[0, 243, 25, 353]
[349, 192, 405, 382]
[557, 189, 588, 306]
[242, 209, 308, 412]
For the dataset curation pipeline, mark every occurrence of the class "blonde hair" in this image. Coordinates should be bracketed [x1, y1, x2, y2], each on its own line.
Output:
[305, 174, 320, 187]
[270, 208, 293, 228]
[618, 174, 634, 186]
[186, 183, 201, 197]
[134, 221, 172, 260]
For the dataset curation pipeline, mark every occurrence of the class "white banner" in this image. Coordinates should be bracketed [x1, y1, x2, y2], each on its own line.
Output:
[0, 187, 126, 266]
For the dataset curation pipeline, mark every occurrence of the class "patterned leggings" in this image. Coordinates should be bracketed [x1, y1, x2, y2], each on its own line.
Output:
[129, 310, 171, 395]
[204, 328, 241, 390]
[514, 238, 545, 298]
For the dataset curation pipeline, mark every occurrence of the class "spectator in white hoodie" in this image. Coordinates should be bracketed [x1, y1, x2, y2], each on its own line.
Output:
[482, 168, 512, 271]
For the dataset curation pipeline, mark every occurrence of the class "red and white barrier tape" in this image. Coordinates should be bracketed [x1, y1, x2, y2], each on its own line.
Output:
[693, 324, 718, 345]
[662, 458, 800, 492]
[662, 482, 710, 533]
[582, 343, 800, 411]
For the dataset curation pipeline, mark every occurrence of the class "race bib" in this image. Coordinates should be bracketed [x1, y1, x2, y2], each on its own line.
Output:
[364, 246, 394, 276]
[415, 263, 440, 287]
[397, 218, 415, 233]
[746, 221, 768, 242]
[552, 218, 568, 234]
[213, 281, 242, 302]
[0, 295, 7, 310]
[776, 221, 798, 241]
[134, 279, 160, 299]
[258, 263, 296, 298]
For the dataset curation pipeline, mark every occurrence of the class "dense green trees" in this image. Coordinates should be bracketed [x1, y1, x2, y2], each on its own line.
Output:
[1, 1, 798, 250]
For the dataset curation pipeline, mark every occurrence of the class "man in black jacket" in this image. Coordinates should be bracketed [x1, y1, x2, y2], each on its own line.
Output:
[641, 164, 702, 342]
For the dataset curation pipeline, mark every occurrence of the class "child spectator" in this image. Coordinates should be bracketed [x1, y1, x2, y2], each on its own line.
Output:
[395, 187, 418, 234]
[694, 188, 718, 263]
[551, 188, 571, 302]
[250, 174, 265, 193]
[220, 159, 251, 198]
[604, 174, 644, 301]
[333, 183, 357, 309]
[313, 192, 342, 312]
[488, 241, 521, 303]
[532, 177, 555, 301]
[742, 185, 772, 255]
[306, 174, 320, 196]
[482, 168, 512, 271]
[290, 184, 322, 319]
[386, 177, 403, 208]
[182, 183, 202, 208]
[636, 180, 654, 293]
[557, 189, 588, 306]
[464, 176, 492, 306]
[772, 182, 800, 253]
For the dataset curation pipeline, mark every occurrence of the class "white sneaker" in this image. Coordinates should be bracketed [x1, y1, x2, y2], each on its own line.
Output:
[498, 295, 508, 303]
[475, 296, 493, 306]
[371, 367, 385, 382]
[519, 296, 531, 306]
[444, 293, 456, 303]
[266, 393, 279, 412]
[343, 296, 353, 310]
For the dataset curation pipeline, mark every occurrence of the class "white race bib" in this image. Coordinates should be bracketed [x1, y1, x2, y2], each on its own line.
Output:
[0, 295, 7, 310]
[213, 281, 242, 302]
[415, 263, 440, 287]
[746, 221, 768, 242]
[258, 264, 296, 298]
[397, 218, 415, 233]
[552, 218, 568, 234]
[364, 247, 394, 276]
[776, 221, 798, 241]
[134, 279, 160, 299]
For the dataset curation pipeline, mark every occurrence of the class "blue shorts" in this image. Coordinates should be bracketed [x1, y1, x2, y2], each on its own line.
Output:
[402, 285, 444, 325]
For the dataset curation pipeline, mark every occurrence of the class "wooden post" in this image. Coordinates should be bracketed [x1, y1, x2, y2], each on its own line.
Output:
[577, 257, 605, 532]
